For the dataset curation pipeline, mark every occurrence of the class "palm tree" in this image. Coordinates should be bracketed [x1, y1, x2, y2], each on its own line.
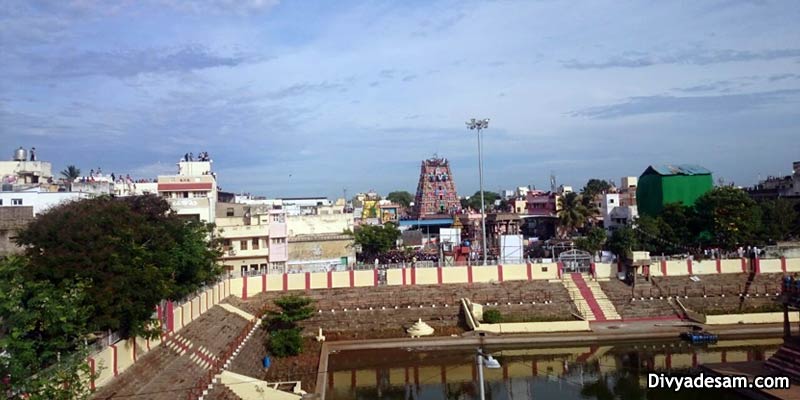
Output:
[558, 192, 589, 237]
[580, 192, 600, 226]
[60, 165, 81, 181]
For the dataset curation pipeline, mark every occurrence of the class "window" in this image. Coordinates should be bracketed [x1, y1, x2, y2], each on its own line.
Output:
[609, 199, 615, 204]
[226, 208, 234, 217]
[11, 198, 22, 205]
[240, 240, 248, 250]
[252, 238, 259, 250]
[0, 199, 2, 205]
[222, 239, 232, 251]
[182, 191, 189, 198]
[271, 238, 286, 244]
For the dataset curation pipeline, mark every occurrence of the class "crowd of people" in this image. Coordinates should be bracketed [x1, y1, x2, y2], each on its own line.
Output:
[73, 169, 155, 185]
[372, 249, 440, 265]
[783, 275, 800, 293]
[183, 151, 211, 162]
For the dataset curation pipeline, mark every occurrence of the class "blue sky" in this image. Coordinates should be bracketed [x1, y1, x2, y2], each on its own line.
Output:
[2, 0, 799, 198]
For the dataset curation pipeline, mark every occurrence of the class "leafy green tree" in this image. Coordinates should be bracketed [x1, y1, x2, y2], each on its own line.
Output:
[13, 195, 222, 339]
[354, 223, 401, 261]
[574, 227, 607, 259]
[580, 179, 612, 228]
[264, 295, 315, 358]
[759, 198, 798, 242]
[606, 226, 638, 261]
[580, 194, 600, 226]
[633, 215, 663, 254]
[466, 191, 500, 211]
[659, 203, 696, 249]
[59, 165, 81, 181]
[0, 256, 95, 399]
[693, 187, 762, 250]
[634, 203, 696, 256]
[386, 191, 413, 208]
[582, 179, 612, 198]
[558, 192, 590, 237]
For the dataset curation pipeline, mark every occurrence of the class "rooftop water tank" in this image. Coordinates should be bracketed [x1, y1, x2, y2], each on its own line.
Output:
[13, 147, 26, 161]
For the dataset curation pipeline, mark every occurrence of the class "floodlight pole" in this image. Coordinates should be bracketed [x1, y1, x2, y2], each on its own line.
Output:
[467, 118, 490, 265]
[477, 347, 486, 400]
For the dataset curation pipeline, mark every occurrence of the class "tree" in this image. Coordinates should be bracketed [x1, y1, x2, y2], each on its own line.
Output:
[386, 191, 413, 208]
[0, 256, 95, 399]
[634, 203, 695, 256]
[659, 203, 695, 250]
[13, 195, 222, 339]
[693, 187, 762, 250]
[580, 179, 610, 228]
[582, 179, 612, 198]
[264, 295, 314, 358]
[574, 227, 607, 259]
[497, 198, 512, 212]
[466, 191, 500, 211]
[633, 215, 664, 254]
[353, 223, 401, 261]
[558, 192, 589, 237]
[580, 193, 600, 226]
[759, 199, 798, 242]
[606, 226, 638, 261]
[59, 165, 81, 181]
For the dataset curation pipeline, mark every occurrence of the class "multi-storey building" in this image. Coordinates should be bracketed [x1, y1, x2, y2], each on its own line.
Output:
[747, 161, 800, 201]
[216, 202, 288, 275]
[601, 193, 638, 231]
[619, 176, 638, 207]
[286, 211, 355, 272]
[413, 156, 460, 217]
[525, 190, 559, 217]
[157, 160, 217, 223]
[0, 147, 52, 187]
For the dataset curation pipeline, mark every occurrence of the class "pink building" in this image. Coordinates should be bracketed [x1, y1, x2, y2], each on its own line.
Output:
[525, 190, 558, 217]
[268, 209, 288, 272]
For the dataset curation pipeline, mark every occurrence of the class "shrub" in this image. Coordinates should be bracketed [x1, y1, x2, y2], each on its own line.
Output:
[483, 309, 503, 324]
[263, 295, 314, 358]
[267, 328, 303, 358]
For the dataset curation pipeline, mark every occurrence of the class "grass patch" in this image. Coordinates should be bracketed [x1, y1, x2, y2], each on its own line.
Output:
[481, 308, 575, 323]
[701, 303, 783, 315]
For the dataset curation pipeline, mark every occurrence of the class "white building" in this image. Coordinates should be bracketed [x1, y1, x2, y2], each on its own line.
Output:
[114, 181, 158, 197]
[601, 193, 638, 231]
[0, 189, 91, 216]
[1, 147, 53, 188]
[281, 197, 333, 216]
[157, 161, 217, 223]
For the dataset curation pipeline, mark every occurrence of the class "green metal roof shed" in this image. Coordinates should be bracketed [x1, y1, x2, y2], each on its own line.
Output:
[636, 164, 713, 217]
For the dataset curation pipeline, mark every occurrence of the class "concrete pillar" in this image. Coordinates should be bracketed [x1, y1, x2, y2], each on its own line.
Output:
[784, 303, 791, 338]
